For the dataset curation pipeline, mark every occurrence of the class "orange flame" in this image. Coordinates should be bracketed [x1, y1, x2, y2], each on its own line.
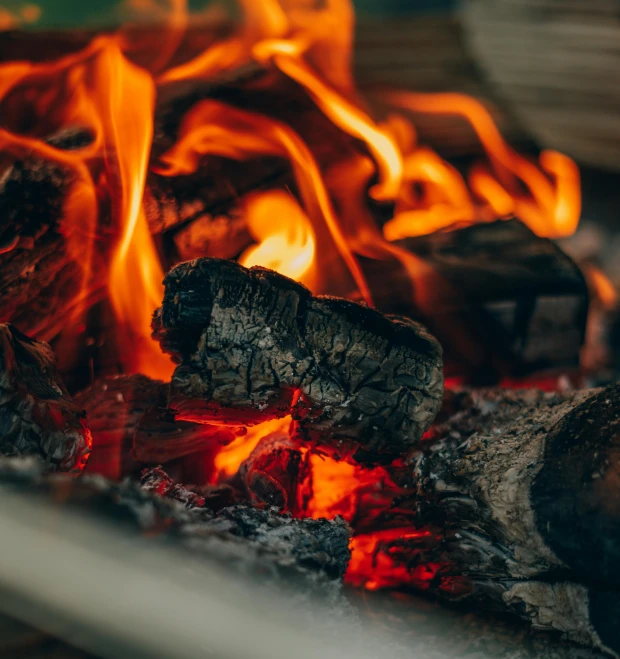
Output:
[0, 0, 587, 592]
[212, 416, 292, 482]
[239, 190, 316, 286]
[155, 100, 372, 303]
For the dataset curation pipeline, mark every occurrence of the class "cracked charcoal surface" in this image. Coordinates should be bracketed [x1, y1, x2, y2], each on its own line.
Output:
[0, 324, 91, 473]
[152, 257, 443, 462]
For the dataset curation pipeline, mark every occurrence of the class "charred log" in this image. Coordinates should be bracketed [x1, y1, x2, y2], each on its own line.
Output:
[152, 257, 444, 463]
[364, 219, 588, 383]
[132, 404, 240, 463]
[74, 374, 166, 479]
[75, 373, 241, 479]
[0, 324, 91, 473]
[0, 156, 88, 337]
[361, 385, 620, 655]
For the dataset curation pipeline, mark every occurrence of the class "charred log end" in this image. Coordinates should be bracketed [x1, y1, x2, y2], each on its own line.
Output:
[0, 324, 91, 473]
[153, 257, 443, 463]
[532, 384, 620, 585]
[75, 374, 167, 479]
[133, 407, 239, 463]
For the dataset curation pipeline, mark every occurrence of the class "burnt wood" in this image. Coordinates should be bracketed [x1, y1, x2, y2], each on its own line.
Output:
[361, 386, 620, 654]
[132, 404, 239, 464]
[152, 257, 444, 463]
[75, 374, 166, 479]
[0, 324, 91, 473]
[0, 157, 89, 338]
[364, 219, 588, 383]
[239, 431, 309, 513]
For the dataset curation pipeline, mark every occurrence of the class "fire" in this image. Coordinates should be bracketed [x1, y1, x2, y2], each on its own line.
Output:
[239, 190, 316, 286]
[0, 0, 587, 594]
[212, 416, 292, 482]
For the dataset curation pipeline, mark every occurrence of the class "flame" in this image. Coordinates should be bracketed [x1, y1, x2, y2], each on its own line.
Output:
[155, 100, 372, 303]
[212, 416, 292, 482]
[383, 91, 581, 238]
[239, 190, 316, 285]
[0, 0, 588, 594]
[97, 45, 173, 379]
[586, 265, 618, 310]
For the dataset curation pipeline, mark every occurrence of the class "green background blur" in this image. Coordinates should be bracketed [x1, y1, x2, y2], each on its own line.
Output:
[2, 0, 454, 29]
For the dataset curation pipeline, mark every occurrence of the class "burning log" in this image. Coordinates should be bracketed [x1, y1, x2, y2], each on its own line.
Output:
[0, 156, 89, 337]
[152, 257, 444, 463]
[0, 324, 91, 473]
[132, 405, 239, 464]
[366, 219, 588, 382]
[74, 374, 166, 479]
[0, 457, 351, 590]
[355, 385, 620, 654]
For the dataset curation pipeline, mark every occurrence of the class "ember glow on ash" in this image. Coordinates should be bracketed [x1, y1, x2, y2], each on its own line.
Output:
[0, 0, 585, 592]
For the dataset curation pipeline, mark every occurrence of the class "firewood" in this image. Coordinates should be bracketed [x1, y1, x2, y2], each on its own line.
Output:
[132, 404, 240, 463]
[152, 257, 444, 463]
[356, 385, 620, 654]
[365, 219, 588, 383]
[0, 156, 88, 339]
[74, 374, 166, 479]
[0, 324, 91, 473]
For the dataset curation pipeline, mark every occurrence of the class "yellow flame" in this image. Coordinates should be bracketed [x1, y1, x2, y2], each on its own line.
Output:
[239, 190, 316, 285]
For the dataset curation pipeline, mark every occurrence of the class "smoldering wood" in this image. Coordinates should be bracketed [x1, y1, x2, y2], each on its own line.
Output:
[239, 431, 309, 513]
[0, 324, 91, 473]
[0, 456, 351, 590]
[364, 219, 588, 383]
[152, 257, 444, 463]
[363, 385, 620, 655]
[141, 465, 241, 512]
[132, 404, 240, 463]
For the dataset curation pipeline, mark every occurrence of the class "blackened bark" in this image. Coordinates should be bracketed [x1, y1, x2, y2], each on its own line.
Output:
[133, 404, 240, 463]
[239, 431, 308, 513]
[531, 385, 620, 584]
[361, 386, 620, 655]
[0, 158, 86, 337]
[152, 257, 444, 463]
[0, 324, 91, 473]
[75, 374, 241, 477]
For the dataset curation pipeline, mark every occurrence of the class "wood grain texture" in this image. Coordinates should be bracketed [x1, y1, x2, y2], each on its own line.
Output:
[0, 324, 91, 473]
